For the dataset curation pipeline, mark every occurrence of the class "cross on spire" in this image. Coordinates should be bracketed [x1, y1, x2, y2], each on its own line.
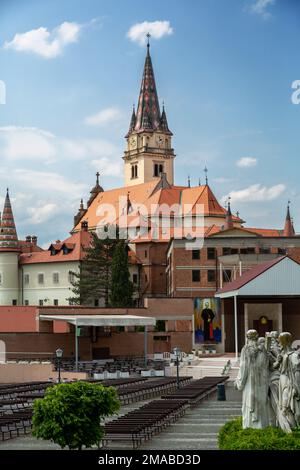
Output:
[204, 166, 208, 185]
[146, 32, 151, 48]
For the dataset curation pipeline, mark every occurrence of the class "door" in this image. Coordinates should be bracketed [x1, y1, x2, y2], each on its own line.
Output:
[253, 316, 273, 337]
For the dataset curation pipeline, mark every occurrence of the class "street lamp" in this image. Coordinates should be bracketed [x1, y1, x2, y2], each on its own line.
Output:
[173, 347, 181, 389]
[55, 348, 63, 384]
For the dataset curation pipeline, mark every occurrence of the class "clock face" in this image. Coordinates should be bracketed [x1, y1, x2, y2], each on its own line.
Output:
[156, 136, 164, 147]
[130, 136, 137, 148]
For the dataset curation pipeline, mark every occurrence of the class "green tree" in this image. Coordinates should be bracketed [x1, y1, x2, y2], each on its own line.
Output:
[68, 229, 118, 307]
[32, 381, 120, 450]
[109, 240, 134, 307]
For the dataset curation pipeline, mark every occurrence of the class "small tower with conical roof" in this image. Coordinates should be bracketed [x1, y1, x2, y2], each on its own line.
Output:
[283, 201, 295, 237]
[87, 172, 104, 208]
[224, 198, 234, 230]
[0, 189, 20, 305]
[124, 34, 175, 187]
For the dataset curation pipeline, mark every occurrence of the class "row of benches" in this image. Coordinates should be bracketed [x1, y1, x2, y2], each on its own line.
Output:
[101, 376, 228, 448]
[103, 399, 189, 449]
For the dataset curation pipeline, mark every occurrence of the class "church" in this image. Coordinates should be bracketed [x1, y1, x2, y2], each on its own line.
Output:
[0, 40, 299, 356]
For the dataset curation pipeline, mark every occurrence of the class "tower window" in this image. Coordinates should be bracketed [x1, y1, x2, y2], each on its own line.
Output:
[131, 164, 138, 179]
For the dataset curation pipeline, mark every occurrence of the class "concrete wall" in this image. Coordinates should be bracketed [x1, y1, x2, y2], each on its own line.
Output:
[0, 363, 87, 383]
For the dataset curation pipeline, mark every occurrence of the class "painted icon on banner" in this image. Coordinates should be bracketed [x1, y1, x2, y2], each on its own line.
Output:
[194, 297, 221, 343]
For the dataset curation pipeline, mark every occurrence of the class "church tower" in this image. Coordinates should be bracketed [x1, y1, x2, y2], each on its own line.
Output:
[0, 189, 20, 305]
[123, 36, 175, 187]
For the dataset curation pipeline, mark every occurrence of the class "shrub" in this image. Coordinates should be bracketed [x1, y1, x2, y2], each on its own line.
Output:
[219, 418, 300, 450]
[32, 381, 120, 450]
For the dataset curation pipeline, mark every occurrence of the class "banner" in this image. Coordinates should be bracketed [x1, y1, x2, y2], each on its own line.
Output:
[194, 297, 221, 344]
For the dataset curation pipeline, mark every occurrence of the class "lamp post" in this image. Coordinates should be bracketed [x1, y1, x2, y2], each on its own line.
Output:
[55, 348, 63, 383]
[173, 347, 181, 389]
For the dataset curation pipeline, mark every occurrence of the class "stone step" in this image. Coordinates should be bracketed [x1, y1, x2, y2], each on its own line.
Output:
[166, 423, 225, 432]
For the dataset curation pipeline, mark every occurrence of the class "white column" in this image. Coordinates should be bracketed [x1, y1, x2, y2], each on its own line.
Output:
[278, 303, 283, 333]
[220, 263, 223, 289]
[75, 319, 79, 372]
[234, 295, 238, 361]
[244, 303, 249, 338]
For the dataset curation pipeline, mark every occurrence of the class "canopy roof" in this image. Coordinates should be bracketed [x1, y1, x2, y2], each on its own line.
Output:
[215, 256, 300, 298]
[39, 314, 156, 327]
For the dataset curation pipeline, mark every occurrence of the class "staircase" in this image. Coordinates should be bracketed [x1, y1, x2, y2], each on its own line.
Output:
[175, 357, 239, 381]
[141, 387, 241, 450]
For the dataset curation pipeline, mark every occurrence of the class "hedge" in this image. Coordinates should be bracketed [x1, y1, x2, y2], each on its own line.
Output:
[218, 418, 300, 450]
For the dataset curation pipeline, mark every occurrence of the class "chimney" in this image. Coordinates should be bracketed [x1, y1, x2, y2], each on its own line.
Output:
[31, 235, 37, 246]
[81, 220, 88, 231]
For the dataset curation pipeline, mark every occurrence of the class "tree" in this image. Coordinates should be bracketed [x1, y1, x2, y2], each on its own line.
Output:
[109, 240, 134, 307]
[68, 230, 118, 307]
[32, 381, 120, 450]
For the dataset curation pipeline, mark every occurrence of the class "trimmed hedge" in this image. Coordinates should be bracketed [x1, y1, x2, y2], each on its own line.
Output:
[218, 418, 300, 450]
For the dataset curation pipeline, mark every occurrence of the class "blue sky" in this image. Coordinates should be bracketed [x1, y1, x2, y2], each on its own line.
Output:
[0, 0, 300, 245]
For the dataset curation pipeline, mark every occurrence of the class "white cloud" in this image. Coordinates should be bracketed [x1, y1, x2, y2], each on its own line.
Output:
[3, 21, 82, 58]
[85, 107, 122, 126]
[0, 127, 120, 163]
[27, 203, 58, 224]
[224, 183, 285, 203]
[13, 169, 87, 194]
[236, 157, 257, 168]
[127, 20, 173, 46]
[91, 157, 122, 177]
[250, 0, 276, 19]
[62, 138, 120, 160]
[0, 126, 56, 162]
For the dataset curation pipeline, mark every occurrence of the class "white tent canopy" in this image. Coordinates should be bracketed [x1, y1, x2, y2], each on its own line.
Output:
[40, 314, 156, 370]
[40, 314, 156, 327]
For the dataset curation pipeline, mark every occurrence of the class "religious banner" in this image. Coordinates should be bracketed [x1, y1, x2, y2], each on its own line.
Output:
[194, 297, 222, 344]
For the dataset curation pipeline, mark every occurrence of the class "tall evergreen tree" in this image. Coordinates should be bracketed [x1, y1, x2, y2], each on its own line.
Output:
[109, 240, 134, 308]
[68, 230, 117, 307]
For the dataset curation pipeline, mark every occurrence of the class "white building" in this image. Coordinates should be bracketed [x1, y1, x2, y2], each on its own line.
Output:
[0, 187, 141, 306]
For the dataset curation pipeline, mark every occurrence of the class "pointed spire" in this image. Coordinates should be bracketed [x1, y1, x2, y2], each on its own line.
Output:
[159, 102, 172, 135]
[125, 105, 136, 137]
[224, 197, 234, 230]
[74, 198, 87, 227]
[0, 189, 19, 252]
[283, 201, 295, 237]
[87, 172, 104, 207]
[127, 191, 133, 214]
[204, 166, 208, 185]
[134, 38, 161, 133]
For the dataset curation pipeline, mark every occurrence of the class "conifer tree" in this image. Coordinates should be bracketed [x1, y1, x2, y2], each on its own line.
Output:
[68, 229, 118, 307]
[109, 240, 134, 307]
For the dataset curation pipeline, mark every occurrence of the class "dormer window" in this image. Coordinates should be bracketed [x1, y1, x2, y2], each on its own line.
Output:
[50, 248, 57, 256]
[62, 246, 69, 255]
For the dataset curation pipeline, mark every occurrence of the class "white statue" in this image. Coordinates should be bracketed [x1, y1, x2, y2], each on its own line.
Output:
[267, 331, 281, 427]
[275, 332, 300, 432]
[235, 329, 269, 429]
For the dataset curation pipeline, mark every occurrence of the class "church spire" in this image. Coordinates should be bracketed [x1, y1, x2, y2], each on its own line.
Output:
[125, 105, 136, 138]
[283, 201, 295, 237]
[134, 35, 161, 133]
[0, 189, 19, 252]
[224, 198, 234, 230]
[159, 103, 172, 135]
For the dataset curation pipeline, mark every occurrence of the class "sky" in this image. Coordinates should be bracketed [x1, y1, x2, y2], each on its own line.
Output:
[0, 0, 300, 246]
